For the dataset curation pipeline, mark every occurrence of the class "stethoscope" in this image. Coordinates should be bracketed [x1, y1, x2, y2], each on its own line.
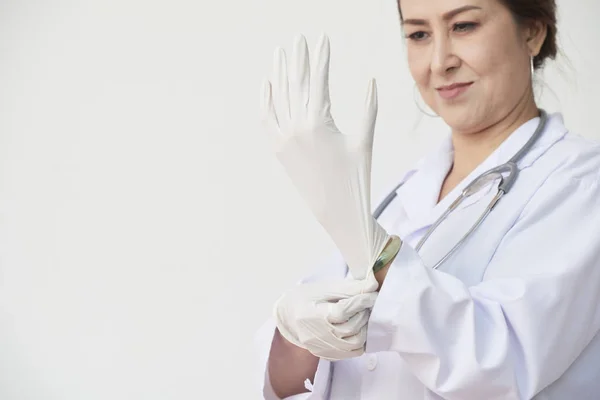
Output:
[372, 109, 549, 270]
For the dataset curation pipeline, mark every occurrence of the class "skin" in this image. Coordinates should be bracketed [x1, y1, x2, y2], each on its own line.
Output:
[403, 0, 547, 199]
[376, 0, 548, 288]
[269, 1, 549, 396]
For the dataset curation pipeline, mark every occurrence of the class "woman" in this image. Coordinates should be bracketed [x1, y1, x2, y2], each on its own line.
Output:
[256, 0, 600, 398]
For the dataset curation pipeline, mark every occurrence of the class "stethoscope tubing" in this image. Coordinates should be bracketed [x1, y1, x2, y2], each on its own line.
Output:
[371, 109, 549, 270]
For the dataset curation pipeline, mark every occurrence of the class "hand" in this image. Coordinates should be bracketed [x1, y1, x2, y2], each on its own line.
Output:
[260, 33, 390, 280]
[273, 271, 379, 361]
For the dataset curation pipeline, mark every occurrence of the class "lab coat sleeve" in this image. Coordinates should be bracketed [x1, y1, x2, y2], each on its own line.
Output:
[254, 252, 348, 399]
[365, 172, 600, 399]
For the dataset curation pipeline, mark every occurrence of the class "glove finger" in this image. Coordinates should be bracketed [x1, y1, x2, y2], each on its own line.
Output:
[327, 292, 378, 325]
[310, 346, 365, 361]
[308, 33, 332, 117]
[318, 278, 379, 303]
[295, 304, 367, 357]
[332, 324, 368, 351]
[272, 46, 291, 130]
[290, 34, 310, 121]
[335, 292, 378, 319]
[260, 80, 282, 143]
[307, 323, 366, 353]
[330, 308, 370, 337]
[358, 78, 378, 148]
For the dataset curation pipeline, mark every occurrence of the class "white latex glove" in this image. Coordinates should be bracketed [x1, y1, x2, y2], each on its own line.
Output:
[273, 271, 379, 361]
[260, 33, 390, 280]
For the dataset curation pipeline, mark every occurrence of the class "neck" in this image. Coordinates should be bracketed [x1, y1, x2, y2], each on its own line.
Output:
[449, 100, 540, 180]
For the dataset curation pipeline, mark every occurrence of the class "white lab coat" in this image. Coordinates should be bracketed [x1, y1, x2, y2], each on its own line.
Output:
[254, 112, 600, 399]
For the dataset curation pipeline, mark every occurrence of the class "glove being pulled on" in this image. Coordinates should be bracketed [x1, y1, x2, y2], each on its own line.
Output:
[273, 271, 379, 361]
[260, 33, 390, 280]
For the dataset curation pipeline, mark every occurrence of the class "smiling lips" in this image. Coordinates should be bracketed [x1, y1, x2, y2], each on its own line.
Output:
[436, 82, 473, 100]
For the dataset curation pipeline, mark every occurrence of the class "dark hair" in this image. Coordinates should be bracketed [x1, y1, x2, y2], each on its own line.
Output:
[397, 0, 558, 69]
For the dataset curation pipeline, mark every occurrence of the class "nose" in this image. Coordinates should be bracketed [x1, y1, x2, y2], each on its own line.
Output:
[431, 35, 460, 76]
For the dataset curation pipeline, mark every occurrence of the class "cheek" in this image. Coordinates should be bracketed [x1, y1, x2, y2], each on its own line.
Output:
[463, 29, 528, 92]
[407, 48, 435, 107]
[407, 48, 430, 86]
[469, 44, 529, 104]
[462, 31, 510, 78]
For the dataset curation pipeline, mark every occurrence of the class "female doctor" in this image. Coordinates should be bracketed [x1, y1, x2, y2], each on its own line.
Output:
[256, 0, 600, 398]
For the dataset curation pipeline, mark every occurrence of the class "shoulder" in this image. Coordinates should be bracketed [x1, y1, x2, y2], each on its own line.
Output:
[519, 127, 600, 222]
[544, 130, 600, 185]
[526, 112, 600, 187]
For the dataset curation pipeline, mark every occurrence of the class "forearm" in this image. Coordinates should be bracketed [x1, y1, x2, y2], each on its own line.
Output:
[267, 328, 319, 398]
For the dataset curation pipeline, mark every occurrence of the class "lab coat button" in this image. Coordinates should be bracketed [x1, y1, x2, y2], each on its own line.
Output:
[366, 355, 378, 371]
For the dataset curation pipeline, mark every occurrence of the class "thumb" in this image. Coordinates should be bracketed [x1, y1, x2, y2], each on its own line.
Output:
[359, 78, 378, 146]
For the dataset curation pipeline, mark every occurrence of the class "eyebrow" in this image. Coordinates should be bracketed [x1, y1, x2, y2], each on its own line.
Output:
[402, 5, 482, 26]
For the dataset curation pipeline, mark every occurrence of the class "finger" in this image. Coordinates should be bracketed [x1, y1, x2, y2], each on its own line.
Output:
[260, 80, 281, 135]
[311, 323, 366, 353]
[332, 325, 368, 351]
[318, 279, 377, 302]
[272, 46, 291, 129]
[343, 292, 378, 315]
[331, 309, 371, 337]
[312, 347, 365, 362]
[309, 33, 332, 116]
[327, 293, 377, 324]
[359, 78, 378, 147]
[304, 332, 365, 360]
[290, 34, 310, 121]
[333, 311, 371, 340]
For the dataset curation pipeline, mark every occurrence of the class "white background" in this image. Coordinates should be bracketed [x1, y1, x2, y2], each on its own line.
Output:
[0, 0, 599, 399]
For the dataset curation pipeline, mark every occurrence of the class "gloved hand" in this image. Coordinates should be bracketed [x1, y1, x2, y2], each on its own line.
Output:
[260, 33, 390, 280]
[273, 271, 379, 361]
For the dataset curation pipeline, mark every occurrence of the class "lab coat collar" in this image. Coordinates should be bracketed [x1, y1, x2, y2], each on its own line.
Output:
[396, 112, 568, 236]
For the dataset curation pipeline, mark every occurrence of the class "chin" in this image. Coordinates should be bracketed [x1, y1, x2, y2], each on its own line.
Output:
[437, 107, 479, 133]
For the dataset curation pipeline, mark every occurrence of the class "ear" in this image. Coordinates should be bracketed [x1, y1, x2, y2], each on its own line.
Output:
[524, 20, 548, 57]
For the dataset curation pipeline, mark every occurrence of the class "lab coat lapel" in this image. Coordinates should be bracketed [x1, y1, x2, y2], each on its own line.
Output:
[394, 112, 568, 241]
[395, 138, 453, 239]
[433, 116, 546, 214]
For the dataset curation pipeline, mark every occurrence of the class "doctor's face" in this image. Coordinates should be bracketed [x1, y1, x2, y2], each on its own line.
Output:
[400, 0, 534, 134]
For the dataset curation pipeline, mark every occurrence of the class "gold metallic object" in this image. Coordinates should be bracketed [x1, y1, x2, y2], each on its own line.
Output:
[372, 235, 402, 273]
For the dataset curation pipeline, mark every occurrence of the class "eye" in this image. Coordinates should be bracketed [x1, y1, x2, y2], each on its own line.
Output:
[453, 22, 478, 33]
[406, 31, 429, 41]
